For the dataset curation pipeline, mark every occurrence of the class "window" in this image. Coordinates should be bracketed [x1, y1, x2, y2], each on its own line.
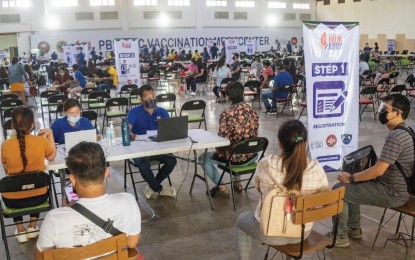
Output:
[90, 0, 115, 6]
[214, 11, 229, 19]
[323, 0, 330, 5]
[143, 11, 159, 19]
[168, 11, 182, 19]
[168, 0, 190, 6]
[234, 11, 247, 20]
[0, 14, 20, 23]
[134, 0, 157, 6]
[268, 1, 286, 9]
[293, 3, 310, 9]
[283, 13, 295, 21]
[299, 13, 311, 21]
[206, 1, 226, 7]
[338, 0, 345, 3]
[75, 12, 94, 21]
[2, 0, 29, 8]
[235, 1, 254, 7]
[100, 11, 118, 20]
[51, 0, 78, 7]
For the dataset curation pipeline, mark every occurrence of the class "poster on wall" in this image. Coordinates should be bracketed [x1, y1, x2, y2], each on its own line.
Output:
[114, 38, 141, 90]
[225, 38, 239, 65]
[387, 39, 395, 53]
[303, 21, 360, 172]
[62, 44, 88, 67]
[246, 39, 256, 55]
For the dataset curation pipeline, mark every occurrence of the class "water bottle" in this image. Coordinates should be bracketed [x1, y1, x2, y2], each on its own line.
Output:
[121, 118, 130, 146]
[109, 121, 115, 145]
[105, 125, 112, 146]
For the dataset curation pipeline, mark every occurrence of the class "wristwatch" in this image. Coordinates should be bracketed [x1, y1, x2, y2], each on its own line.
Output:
[349, 174, 356, 183]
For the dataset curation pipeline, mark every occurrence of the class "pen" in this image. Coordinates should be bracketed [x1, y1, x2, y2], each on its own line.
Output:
[330, 90, 348, 112]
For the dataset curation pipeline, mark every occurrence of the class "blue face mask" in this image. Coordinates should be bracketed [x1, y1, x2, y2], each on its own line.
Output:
[67, 116, 81, 123]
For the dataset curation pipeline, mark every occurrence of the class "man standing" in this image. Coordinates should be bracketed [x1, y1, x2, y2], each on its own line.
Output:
[95, 61, 118, 93]
[230, 53, 241, 80]
[50, 51, 58, 61]
[210, 43, 219, 59]
[35, 142, 141, 257]
[334, 94, 413, 247]
[363, 43, 371, 63]
[127, 85, 177, 199]
[90, 47, 97, 65]
[261, 62, 293, 114]
[76, 47, 85, 67]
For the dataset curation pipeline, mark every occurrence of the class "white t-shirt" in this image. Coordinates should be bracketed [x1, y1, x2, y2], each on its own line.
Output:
[359, 61, 370, 76]
[36, 193, 141, 251]
[215, 66, 231, 87]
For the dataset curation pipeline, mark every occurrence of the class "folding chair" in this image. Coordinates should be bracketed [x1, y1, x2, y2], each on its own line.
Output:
[214, 137, 269, 210]
[378, 84, 405, 103]
[119, 84, 139, 105]
[359, 86, 377, 120]
[2, 118, 12, 139]
[0, 93, 18, 102]
[156, 93, 176, 117]
[375, 77, 390, 105]
[243, 80, 261, 108]
[40, 90, 58, 125]
[87, 90, 111, 115]
[123, 159, 172, 200]
[0, 172, 53, 260]
[129, 88, 141, 108]
[102, 97, 129, 132]
[81, 110, 98, 129]
[79, 87, 96, 109]
[43, 233, 134, 260]
[47, 94, 68, 126]
[0, 98, 22, 127]
[297, 101, 307, 119]
[179, 100, 207, 130]
[361, 73, 376, 88]
[271, 85, 295, 118]
[264, 187, 345, 260]
[218, 78, 236, 103]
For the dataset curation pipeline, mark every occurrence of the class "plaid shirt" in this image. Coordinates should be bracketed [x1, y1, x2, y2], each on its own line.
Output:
[215, 102, 259, 163]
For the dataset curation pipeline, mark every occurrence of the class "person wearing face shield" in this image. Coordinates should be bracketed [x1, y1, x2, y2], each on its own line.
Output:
[332, 94, 413, 247]
[51, 99, 100, 145]
[126, 84, 177, 199]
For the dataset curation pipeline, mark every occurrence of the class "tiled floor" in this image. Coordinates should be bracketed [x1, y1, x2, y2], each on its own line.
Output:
[0, 80, 414, 260]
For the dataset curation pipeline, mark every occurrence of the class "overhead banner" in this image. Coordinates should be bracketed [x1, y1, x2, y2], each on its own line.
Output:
[246, 39, 256, 55]
[225, 38, 239, 65]
[114, 38, 141, 90]
[62, 44, 88, 67]
[303, 21, 359, 172]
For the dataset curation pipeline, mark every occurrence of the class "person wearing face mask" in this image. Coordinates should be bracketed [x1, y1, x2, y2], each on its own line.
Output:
[126, 84, 177, 199]
[230, 53, 241, 80]
[332, 94, 414, 247]
[51, 99, 100, 145]
[49, 67, 72, 94]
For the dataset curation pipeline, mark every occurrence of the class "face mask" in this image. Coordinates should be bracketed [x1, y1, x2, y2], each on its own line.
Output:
[67, 115, 81, 123]
[378, 110, 389, 125]
[144, 99, 157, 109]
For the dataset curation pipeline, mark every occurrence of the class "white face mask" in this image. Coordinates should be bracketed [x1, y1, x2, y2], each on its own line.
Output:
[67, 115, 81, 123]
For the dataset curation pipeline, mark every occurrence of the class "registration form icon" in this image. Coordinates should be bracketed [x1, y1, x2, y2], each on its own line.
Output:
[313, 81, 345, 118]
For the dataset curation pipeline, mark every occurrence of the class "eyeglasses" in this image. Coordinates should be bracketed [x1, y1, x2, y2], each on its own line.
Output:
[65, 110, 80, 117]
[378, 102, 403, 114]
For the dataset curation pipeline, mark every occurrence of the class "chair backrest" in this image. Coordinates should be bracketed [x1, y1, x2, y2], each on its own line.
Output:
[0, 172, 50, 193]
[81, 110, 98, 128]
[130, 88, 140, 98]
[0, 93, 18, 102]
[47, 94, 68, 105]
[40, 90, 58, 99]
[180, 100, 206, 113]
[120, 84, 138, 93]
[220, 78, 236, 87]
[389, 84, 405, 94]
[275, 85, 294, 95]
[42, 233, 129, 260]
[292, 187, 345, 225]
[389, 71, 399, 79]
[156, 93, 176, 103]
[3, 107, 14, 120]
[105, 97, 129, 109]
[0, 99, 23, 110]
[360, 86, 377, 96]
[227, 137, 269, 163]
[88, 90, 111, 101]
[80, 87, 95, 96]
[243, 80, 260, 89]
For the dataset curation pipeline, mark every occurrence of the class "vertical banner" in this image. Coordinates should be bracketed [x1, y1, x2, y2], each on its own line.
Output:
[62, 44, 88, 67]
[303, 21, 359, 172]
[114, 38, 141, 91]
[246, 39, 256, 55]
[387, 39, 395, 53]
[225, 38, 239, 65]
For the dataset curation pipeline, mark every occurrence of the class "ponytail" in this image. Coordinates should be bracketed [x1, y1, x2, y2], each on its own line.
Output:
[281, 140, 307, 190]
[11, 106, 34, 173]
[16, 130, 27, 172]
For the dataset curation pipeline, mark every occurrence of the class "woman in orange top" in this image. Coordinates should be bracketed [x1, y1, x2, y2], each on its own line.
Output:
[1, 106, 56, 243]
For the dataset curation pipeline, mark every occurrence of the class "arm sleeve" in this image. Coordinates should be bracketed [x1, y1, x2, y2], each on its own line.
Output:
[44, 137, 54, 158]
[126, 110, 136, 130]
[36, 213, 57, 252]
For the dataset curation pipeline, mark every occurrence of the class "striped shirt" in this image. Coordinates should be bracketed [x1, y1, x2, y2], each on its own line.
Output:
[378, 126, 414, 202]
[254, 155, 330, 230]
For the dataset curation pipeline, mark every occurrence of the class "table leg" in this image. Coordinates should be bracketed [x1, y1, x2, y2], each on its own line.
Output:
[200, 148, 213, 210]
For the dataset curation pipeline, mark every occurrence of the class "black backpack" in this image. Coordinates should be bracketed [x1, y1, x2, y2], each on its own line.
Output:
[394, 126, 415, 195]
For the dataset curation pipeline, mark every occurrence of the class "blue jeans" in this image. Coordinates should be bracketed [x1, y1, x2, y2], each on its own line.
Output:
[98, 83, 115, 92]
[261, 90, 289, 111]
[132, 154, 177, 192]
[332, 181, 407, 237]
[191, 77, 205, 92]
[198, 151, 257, 185]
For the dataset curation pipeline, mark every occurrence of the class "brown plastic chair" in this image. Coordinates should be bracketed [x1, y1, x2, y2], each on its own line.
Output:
[265, 187, 345, 259]
[43, 233, 136, 260]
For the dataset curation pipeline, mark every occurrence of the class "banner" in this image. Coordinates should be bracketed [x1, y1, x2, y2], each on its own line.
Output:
[246, 39, 256, 55]
[114, 38, 141, 91]
[225, 38, 239, 65]
[303, 21, 360, 172]
[62, 44, 88, 67]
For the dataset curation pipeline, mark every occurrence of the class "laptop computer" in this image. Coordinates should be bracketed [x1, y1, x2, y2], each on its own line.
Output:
[148, 116, 188, 142]
[64, 129, 97, 153]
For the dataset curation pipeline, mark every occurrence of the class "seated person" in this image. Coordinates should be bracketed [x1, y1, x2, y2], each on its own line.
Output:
[183, 58, 199, 94]
[259, 60, 274, 90]
[95, 61, 118, 93]
[1, 106, 56, 243]
[262, 62, 293, 114]
[199, 81, 259, 196]
[189, 58, 207, 96]
[236, 120, 329, 259]
[35, 142, 141, 258]
[250, 57, 263, 79]
[51, 99, 100, 145]
[68, 64, 86, 99]
[127, 84, 177, 199]
[212, 58, 231, 101]
[48, 67, 72, 94]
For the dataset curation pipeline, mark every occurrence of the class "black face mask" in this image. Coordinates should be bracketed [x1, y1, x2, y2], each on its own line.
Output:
[378, 110, 389, 125]
[144, 99, 157, 109]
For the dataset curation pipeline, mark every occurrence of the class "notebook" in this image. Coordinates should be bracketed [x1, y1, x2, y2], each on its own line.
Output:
[64, 129, 97, 153]
[148, 116, 188, 142]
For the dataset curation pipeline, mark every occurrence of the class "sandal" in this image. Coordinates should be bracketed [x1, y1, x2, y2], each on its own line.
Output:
[233, 182, 243, 193]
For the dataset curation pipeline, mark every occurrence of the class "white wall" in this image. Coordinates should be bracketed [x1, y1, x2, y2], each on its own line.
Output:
[0, 0, 314, 56]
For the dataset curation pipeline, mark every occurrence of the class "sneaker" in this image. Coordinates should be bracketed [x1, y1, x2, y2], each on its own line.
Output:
[143, 185, 154, 199]
[190, 92, 196, 96]
[15, 229, 28, 243]
[328, 232, 350, 248]
[159, 186, 177, 197]
[348, 228, 363, 240]
[268, 109, 277, 115]
[27, 226, 40, 239]
[206, 187, 229, 197]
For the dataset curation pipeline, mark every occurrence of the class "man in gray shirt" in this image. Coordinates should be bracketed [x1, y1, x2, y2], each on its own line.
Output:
[334, 94, 413, 247]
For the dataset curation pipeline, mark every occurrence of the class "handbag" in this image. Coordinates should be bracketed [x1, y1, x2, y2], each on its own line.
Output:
[29, 85, 38, 96]
[260, 170, 302, 238]
[71, 203, 144, 260]
[341, 145, 377, 174]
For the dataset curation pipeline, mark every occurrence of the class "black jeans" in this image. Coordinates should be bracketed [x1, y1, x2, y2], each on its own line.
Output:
[2, 193, 48, 222]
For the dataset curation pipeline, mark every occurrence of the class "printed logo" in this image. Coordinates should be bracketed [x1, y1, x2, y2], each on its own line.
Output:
[311, 141, 324, 149]
[341, 134, 352, 145]
[326, 134, 337, 148]
[121, 42, 131, 48]
[320, 31, 343, 51]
